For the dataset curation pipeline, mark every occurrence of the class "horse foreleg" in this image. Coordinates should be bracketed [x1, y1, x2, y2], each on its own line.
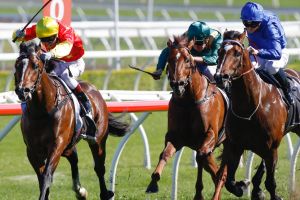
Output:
[89, 141, 114, 200]
[199, 128, 215, 156]
[146, 141, 176, 193]
[224, 145, 249, 197]
[39, 145, 65, 200]
[251, 160, 266, 200]
[264, 149, 282, 200]
[194, 153, 218, 200]
[64, 148, 88, 200]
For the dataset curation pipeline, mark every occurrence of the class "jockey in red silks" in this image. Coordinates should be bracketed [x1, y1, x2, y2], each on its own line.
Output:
[13, 16, 96, 142]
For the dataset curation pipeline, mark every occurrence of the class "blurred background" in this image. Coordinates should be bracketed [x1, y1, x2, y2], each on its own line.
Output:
[0, 1, 300, 199]
[1, 0, 300, 91]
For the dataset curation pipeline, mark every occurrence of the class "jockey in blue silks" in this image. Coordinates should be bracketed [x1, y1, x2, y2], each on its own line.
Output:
[241, 2, 294, 105]
[152, 21, 222, 81]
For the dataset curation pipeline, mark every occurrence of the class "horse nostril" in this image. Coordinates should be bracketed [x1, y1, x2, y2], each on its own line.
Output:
[178, 81, 184, 86]
[222, 74, 230, 80]
[24, 88, 30, 93]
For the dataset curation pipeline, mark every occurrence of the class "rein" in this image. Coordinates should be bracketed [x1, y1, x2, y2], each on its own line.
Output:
[221, 39, 262, 120]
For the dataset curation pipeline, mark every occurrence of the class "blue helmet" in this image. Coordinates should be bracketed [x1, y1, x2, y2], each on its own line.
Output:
[187, 21, 210, 41]
[240, 2, 264, 22]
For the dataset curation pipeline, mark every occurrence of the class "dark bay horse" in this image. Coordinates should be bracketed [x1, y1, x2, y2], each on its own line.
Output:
[213, 30, 300, 200]
[14, 41, 129, 200]
[146, 35, 227, 200]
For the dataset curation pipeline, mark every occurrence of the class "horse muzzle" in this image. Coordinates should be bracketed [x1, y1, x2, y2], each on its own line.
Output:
[15, 87, 32, 101]
[170, 81, 186, 97]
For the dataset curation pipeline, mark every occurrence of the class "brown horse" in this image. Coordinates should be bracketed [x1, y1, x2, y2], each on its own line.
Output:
[14, 41, 129, 200]
[146, 35, 227, 200]
[213, 30, 300, 200]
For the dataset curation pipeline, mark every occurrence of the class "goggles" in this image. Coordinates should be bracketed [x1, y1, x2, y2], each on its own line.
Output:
[195, 40, 204, 45]
[242, 20, 261, 28]
[40, 35, 57, 44]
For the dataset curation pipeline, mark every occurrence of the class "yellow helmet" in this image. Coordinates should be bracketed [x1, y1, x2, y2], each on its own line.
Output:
[36, 16, 59, 38]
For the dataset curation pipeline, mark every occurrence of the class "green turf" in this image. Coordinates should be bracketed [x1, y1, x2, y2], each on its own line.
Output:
[0, 111, 300, 199]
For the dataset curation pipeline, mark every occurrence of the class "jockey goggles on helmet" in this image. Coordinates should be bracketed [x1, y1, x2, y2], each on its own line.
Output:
[40, 35, 57, 44]
[242, 20, 261, 28]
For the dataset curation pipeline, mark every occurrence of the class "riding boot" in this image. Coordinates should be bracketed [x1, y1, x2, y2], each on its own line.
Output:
[73, 84, 97, 143]
[273, 69, 294, 105]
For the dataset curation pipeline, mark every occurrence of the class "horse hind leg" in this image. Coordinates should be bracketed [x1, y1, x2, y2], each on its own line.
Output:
[146, 141, 177, 193]
[64, 149, 88, 200]
[89, 141, 114, 200]
[251, 160, 266, 200]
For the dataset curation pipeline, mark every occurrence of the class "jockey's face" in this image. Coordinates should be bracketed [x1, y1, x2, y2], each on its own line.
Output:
[40, 35, 57, 49]
[193, 39, 207, 52]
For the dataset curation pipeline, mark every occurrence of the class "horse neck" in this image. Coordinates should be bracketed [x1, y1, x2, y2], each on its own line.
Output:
[231, 65, 262, 113]
[190, 71, 208, 100]
[29, 72, 58, 116]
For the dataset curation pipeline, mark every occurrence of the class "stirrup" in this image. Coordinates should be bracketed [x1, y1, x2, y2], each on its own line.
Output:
[80, 133, 97, 144]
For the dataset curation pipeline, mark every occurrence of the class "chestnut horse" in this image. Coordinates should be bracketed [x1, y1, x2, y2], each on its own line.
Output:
[213, 30, 300, 200]
[14, 41, 129, 200]
[146, 35, 227, 200]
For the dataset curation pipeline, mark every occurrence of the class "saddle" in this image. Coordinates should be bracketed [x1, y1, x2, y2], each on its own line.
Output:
[256, 69, 300, 130]
[49, 75, 97, 146]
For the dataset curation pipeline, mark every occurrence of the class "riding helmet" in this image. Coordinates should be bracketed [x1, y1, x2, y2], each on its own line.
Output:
[187, 21, 210, 42]
[240, 2, 264, 22]
[36, 16, 59, 38]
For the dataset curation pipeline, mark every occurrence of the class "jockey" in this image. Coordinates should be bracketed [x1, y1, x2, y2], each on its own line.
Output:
[152, 21, 222, 81]
[13, 16, 96, 142]
[241, 2, 294, 105]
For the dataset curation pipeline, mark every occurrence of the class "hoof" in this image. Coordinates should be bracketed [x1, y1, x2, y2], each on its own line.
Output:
[225, 180, 250, 197]
[272, 195, 283, 200]
[251, 189, 265, 200]
[100, 190, 114, 200]
[146, 180, 159, 193]
[75, 187, 88, 200]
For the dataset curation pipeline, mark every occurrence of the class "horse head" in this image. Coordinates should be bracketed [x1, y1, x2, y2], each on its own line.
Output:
[215, 29, 251, 90]
[14, 41, 44, 101]
[167, 35, 196, 97]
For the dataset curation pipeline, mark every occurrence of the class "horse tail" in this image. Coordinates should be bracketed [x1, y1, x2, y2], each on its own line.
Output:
[108, 113, 130, 137]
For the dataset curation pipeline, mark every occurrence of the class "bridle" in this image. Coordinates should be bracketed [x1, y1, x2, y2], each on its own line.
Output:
[15, 52, 44, 99]
[218, 39, 261, 120]
[168, 45, 195, 91]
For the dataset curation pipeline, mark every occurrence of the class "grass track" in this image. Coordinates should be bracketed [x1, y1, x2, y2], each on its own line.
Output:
[0, 112, 299, 199]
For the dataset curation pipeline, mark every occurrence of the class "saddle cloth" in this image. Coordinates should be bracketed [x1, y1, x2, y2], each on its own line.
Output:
[256, 70, 300, 130]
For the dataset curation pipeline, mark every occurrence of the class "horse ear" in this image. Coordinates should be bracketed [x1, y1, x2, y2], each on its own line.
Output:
[187, 37, 195, 49]
[167, 38, 173, 47]
[239, 29, 247, 42]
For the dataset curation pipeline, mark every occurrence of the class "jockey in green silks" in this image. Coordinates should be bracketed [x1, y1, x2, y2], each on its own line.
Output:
[152, 21, 223, 81]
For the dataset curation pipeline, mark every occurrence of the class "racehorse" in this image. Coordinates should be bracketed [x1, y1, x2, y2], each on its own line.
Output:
[146, 35, 227, 200]
[14, 41, 130, 200]
[212, 30, 300, 200]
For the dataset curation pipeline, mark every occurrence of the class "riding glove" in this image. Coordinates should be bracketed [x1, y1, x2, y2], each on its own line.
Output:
[152, 69, 163, 80]
[12, 28, 25, 42]
[40, 52, 52, 62]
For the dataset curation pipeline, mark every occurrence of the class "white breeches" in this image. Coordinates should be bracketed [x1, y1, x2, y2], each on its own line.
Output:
[52, 58, 85, 90]
[250, 48, 289, 75]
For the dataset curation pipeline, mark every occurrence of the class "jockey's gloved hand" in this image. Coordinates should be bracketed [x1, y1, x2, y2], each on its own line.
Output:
[152, 69, 163, 80]
[247, 46, 259, 55]
[40, 52, 52, 62]
[12, 28, 25, 42]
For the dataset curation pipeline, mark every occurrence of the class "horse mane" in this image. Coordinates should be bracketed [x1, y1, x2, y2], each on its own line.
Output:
[223, 30, 241, 40]
[19, 40, 41, 55]
[173, 35, 189, 47]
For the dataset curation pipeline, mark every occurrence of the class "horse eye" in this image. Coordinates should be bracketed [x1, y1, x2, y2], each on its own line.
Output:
[185, 58, 190, 63]
[235, 51, 242, 57]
